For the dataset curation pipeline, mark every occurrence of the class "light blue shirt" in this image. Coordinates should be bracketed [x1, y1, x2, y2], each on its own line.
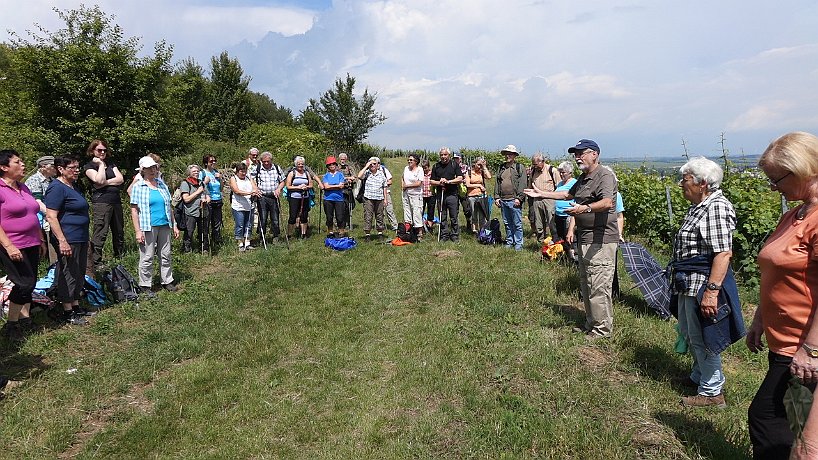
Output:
[130, 177, 172, 232]
[555, 178, 578, 217]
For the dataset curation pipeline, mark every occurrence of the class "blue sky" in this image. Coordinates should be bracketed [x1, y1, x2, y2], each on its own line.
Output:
[3, 1, 818, 159]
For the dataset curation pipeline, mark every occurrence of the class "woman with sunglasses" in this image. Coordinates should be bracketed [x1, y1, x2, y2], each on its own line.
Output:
[402, 154, 425, 237]
[83, 140, 124, 273]
[200, 154, 224, 250]
[320, 156, 347, 238]
[44, 156, 90, 326]
[747, 132, 818, 459]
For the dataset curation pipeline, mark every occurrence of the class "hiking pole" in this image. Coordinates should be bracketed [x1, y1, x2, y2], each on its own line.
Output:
[317, 187, 323, 235]
[275, 195, 290, 251]
[437, 189, 444, 242]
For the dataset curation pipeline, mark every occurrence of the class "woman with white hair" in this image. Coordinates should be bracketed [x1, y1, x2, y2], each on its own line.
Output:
[285, 155, 312, 239]
[670, 156, 742, 408]
[357, 156, 389, 240]
[130, 155, 179, 296]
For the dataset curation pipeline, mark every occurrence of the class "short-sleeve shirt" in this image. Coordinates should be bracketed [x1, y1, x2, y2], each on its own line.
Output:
[555, 178, 578, 216]
[431, 161, 463, 195]
[0, 181, 42, 249]
[402, 166, 424, 197]
[200, 169, 222, 201]
[179, 179, 202, 217]
[323, 171, 345, 202]
[363, 169, 388, 200]
[24, 171, 52, 202]
[83, 160, 121, 204]
[44, 179, 90, 243]
[671, 189, 736, 296]
[568, 166, 619, 244]
[758, 205, 818, 356]
[256, 164, 283, 194]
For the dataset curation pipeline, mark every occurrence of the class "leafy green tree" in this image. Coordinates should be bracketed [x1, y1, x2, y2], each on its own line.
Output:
[301, 73, 386, 153]
[239, 123, 330, 168]
[165, 58, 210, 137]
[248, 91, 294, 126]
[206, 51, 251, 142]
[5, 5, 177, 164]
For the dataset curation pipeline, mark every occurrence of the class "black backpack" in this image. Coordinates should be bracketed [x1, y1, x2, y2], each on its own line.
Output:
[355, 171, 370, 203]
[104, 264, 140, 302]
[396, 222, 417, 243]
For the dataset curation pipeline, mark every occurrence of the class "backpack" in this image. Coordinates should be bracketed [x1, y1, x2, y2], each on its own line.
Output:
[104, 264, 140, 302]
[325, 236, 357, 251]
[174, 199, 187, 231]
[355, 171, 370, 203]
[83, 275, 109, 308]
[477, 218, 502, 245]
[395, 222, 417, 243]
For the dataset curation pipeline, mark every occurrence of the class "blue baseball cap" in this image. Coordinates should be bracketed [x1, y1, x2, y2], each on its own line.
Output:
[568, 139, 600, 154]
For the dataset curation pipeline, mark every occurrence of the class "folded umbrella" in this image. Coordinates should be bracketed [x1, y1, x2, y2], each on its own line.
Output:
[619, 242, 672, 319]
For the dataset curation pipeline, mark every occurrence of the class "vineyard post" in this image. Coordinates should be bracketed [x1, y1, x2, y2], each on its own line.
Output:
[665, 185, 674, 227]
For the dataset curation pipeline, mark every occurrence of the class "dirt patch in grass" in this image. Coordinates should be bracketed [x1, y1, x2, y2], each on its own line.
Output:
[433, 249, 462, 259]
[620, 412, 688, 459]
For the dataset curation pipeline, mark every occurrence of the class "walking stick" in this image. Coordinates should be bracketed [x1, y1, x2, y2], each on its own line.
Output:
[255, 197, 268, 250]
[275, 195, 290, 251]
[437, 189, 444, 242]
[298, 189, 307, 238]
[318, 187, 323, 235]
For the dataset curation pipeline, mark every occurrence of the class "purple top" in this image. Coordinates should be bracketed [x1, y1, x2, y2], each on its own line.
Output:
[0, 180, 42, 249]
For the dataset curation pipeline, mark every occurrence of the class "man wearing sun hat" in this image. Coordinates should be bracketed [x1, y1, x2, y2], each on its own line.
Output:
[495, 145, 528, 250]
[524, 139, 618, 339]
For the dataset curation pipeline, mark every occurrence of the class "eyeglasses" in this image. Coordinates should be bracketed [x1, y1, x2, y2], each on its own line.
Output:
[209, 160, 217, 163]
[768, 171, 792, 189]
[407, 159, 416, 163]
[95, 148, 108, 153]
[573, 150, 594, 159]
[62, 165, 80, 171]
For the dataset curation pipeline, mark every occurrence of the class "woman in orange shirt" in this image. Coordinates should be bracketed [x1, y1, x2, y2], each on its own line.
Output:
[747, 131, 818, 460]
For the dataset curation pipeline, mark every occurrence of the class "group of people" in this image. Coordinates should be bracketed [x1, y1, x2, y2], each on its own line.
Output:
[0, 143, 179, 340]
[4, 132, 818, 458]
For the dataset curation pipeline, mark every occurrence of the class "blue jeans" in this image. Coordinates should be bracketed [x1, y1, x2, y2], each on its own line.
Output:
[232, 209, 251, 240]
[678, 295, 724, 396]
[499, 199, 523, 250]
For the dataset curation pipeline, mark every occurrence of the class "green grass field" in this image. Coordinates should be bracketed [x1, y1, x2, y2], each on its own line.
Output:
[0, 158, 764, 459]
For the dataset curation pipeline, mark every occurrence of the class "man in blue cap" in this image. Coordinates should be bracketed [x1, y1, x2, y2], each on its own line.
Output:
[524, 139, 618, 339]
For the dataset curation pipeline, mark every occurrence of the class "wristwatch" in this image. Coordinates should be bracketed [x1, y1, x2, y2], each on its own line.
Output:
[803, 343, 818, 358]
[705, 282, 722, 291]
[584, 204, 592, 213]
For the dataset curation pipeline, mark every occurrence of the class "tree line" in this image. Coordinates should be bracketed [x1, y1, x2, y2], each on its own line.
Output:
[0, 5, 386, 169]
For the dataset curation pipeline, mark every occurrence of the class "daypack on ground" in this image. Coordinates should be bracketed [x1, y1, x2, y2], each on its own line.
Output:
[83, 275, 109, 307]
[104, 264, 140, 302]
[477, 218, 502, 245]
[395, 222, 418, 243]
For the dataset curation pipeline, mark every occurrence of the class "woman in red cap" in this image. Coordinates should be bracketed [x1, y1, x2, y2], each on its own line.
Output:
[320, 156, 348, 238]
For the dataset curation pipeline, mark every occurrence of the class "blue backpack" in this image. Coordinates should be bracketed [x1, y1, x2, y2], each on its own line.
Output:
[83, 275, 109, 307]
[477, 218, 502, 245]
[325, 237, 357, 251]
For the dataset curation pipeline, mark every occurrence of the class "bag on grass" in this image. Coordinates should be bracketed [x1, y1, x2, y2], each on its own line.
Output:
[325, 237, 357, 251]
[83, 275, 109, 307]
[395, 222, 417, 244]
[477, 218, 502, 245]
[105, 264, 140, 302]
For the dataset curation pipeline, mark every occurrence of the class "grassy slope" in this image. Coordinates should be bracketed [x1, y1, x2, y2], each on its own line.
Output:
[0, 158, 763, 459]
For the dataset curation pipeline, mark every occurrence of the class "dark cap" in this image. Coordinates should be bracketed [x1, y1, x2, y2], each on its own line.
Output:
[567, 139, 600, 154]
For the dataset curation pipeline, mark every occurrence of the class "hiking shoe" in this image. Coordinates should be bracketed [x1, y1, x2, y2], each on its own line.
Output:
[75, 306, 98, 317]
[140, 286, 156, 299]
[572, 326, 589, 334]
[1, 321, 25, 342]
[681, 393, 727, 408]
[65, 312, 88, 326]
[327, 232, 335, 239]
[162, 283, 178, 292]
[18, 317, 35, 333]
[584, 332, 610, 341]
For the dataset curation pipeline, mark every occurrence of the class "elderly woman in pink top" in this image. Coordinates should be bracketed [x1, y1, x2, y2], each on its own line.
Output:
[0, 150, 46, 341]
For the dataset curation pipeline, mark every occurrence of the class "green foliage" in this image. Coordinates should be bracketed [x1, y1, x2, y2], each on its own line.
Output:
[619, 167, 783, 286]
[248, 91, 294, 126]
[4, 5, 179, 165]
[301, 73, 386, 152]
[205, 52, 251, 142]
[239, 123, 331, 169]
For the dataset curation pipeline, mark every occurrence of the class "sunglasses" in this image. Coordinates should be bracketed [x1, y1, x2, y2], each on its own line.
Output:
[95, 148, 108, 153]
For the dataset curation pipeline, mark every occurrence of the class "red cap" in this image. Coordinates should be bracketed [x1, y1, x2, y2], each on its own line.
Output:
[325, 156, 337, 165]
